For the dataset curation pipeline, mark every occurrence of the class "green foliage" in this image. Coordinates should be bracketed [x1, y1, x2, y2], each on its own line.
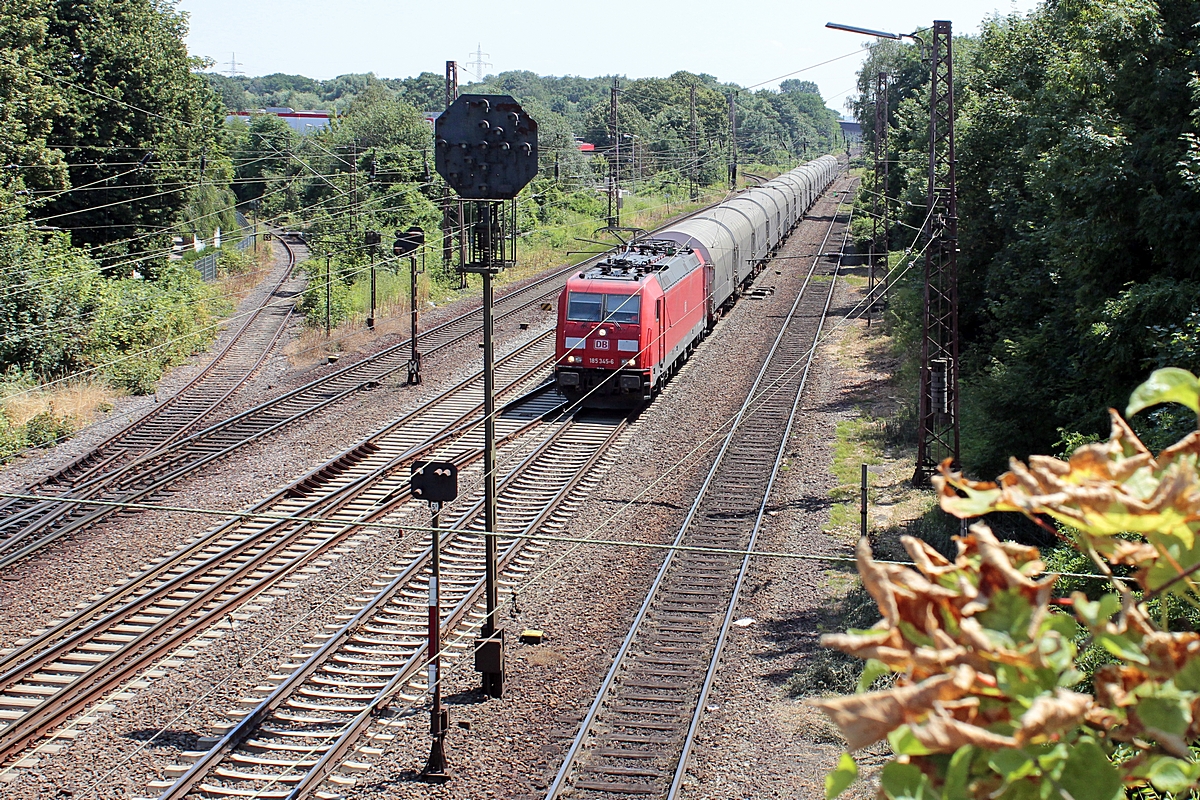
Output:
[0, 405, 75, 464]
[84, 261, 218, 393]
[217, 246, 255, 276]
[826, 753, 858, 799]
[297, 258, 353, 330]
[0, 1, 68, 200]
[0, 225, 217, 392]
[225, 113, 297, 206]
[28, 0, 225, 264]
[856, 1, 1200, 476]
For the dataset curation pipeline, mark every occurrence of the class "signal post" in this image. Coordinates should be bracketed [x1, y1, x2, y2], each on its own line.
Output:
[411, 460, 458, 782]
[433, 94, 538, 699]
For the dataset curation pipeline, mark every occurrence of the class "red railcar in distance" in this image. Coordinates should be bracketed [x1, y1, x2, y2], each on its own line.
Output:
[555, 240, 708, 408]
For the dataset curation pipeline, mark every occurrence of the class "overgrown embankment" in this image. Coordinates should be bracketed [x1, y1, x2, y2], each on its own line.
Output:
[0, 230, 273, 463]
[852, 0, 1200, 477]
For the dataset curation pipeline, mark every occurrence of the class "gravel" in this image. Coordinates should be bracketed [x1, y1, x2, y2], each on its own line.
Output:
[309, 173, 867, 800]
[0, 179, 873, 798]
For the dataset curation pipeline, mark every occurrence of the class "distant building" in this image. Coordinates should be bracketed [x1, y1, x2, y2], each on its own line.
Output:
[225, 108, 332, 134]
[838, 119, 862, 141]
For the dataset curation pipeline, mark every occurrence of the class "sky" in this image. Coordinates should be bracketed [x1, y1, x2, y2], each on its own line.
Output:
[179, 0, 1039, 115]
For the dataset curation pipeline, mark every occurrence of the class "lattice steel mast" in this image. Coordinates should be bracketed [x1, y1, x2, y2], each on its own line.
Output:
[873, 71, 889, 312]
[913, 20, 960, 485]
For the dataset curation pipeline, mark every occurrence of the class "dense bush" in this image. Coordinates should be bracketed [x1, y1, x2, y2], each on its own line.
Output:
[855, 0, 1200, 476]
[815, 369, 1200, 800]
[0, 226, 217, 393]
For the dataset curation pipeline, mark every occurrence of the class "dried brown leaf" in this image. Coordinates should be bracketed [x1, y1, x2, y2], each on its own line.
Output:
[807, 668, 976, 751]
[857, 537, 898, 625]
[1015, 689, 1092, 744]
[911, 710, 1018, 751]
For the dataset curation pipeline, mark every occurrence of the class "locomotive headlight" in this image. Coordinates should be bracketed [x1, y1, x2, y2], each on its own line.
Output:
[597, 328, 607, 337]
[627, 358, 637, 366]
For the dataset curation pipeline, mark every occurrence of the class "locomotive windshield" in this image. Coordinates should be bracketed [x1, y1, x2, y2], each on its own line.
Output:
[567, 292, 641, 324]
[568, 292, 643, 323]
[605, 294, 640, 323]
[567, 292, 603, 321]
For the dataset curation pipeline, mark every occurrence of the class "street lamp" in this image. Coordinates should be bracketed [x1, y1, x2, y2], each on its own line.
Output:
[825, 21, 926, 51]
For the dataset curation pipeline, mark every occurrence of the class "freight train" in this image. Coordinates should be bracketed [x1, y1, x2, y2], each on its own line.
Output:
[554, 155, 839, 408]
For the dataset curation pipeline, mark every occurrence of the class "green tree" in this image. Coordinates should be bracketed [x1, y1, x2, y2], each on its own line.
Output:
[227, 113, 298, 205]
[0, 0, 68, 205]
[34, 0, 225, 265]
[853, 0, 1200, 476]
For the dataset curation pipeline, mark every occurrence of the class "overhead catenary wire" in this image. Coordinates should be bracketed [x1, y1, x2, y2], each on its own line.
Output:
[1, 148, 822, 439]
[0, 171, 1049, 795]
[0, 171, 945, 562]
[0, 184, 358, 340]
[0, 490, 1108, 581]
[0, 119, 768, 286]
[0, 147, 826, 406]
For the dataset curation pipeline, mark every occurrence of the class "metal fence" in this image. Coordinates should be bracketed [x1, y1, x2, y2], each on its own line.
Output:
[234, 210, 256, 252]
[189, 213, 257, 280]
[194, 252, 218, 281]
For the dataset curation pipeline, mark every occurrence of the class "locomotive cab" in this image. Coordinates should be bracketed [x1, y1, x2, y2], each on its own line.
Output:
[556, 281, 650, 406]
[555, 240, 705, 409]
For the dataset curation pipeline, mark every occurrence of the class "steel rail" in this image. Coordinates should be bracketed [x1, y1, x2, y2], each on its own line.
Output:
[0, 195, 732, 568]
[0, 285, 564, 568]
[667, 193, 851, 800]
[0, 333, 557, 686]
[0, 234, 300, 519]
[158, 412, 628, 799]
[0, 340, 561, 765]
[544, 172, 850, 800]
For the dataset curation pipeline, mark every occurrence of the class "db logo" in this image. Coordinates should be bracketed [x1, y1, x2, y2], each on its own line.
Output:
[593, 338, 610, 350]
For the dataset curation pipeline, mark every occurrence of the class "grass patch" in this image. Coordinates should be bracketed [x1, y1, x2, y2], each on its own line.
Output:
[0, 376, 115, 463]
[825, 417, 885, 538]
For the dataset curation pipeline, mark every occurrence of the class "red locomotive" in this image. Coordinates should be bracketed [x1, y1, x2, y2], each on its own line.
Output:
[554, 156, 839, 408]
[555, 240, 708, 408]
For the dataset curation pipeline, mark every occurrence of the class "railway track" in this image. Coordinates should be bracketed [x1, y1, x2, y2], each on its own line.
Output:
[0, 333, 563, 770]
[0, 181, 838, 789]
[0, 236, 301, 500]
[0, 236, 304, 565]
[0, 228, 646, 569]
[154, 410, 628, 799]
[545, 177, 855, 800]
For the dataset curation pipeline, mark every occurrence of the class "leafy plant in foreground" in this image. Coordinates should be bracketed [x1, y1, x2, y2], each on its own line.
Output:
[812, 368, 1200, 798]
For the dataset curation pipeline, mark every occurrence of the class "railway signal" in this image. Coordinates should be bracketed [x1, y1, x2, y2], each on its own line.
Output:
[364, 230, 382, 329]
[394, 226, 426, 384]
[435, 93, 537, 699]
[412, 460, 458, 782]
